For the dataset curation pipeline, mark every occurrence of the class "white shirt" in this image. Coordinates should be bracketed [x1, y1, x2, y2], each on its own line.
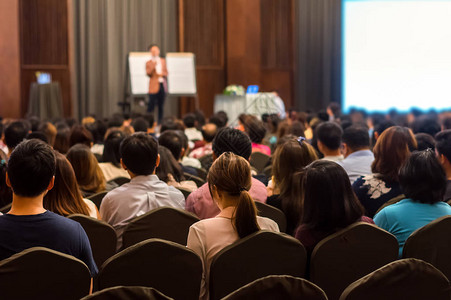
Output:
[338, 150, 374, 184]
[187, 207, 279, 300]
[100, 175, 185, 250]
[321, 155, 344, 162]
[184, 128, 203, 142]
[153, 56, 164, 83]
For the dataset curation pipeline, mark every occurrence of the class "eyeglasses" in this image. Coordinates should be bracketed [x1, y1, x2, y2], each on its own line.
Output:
[297, 136, 306, 146]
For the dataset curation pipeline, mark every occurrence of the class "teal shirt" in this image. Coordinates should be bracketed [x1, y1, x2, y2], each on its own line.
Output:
[374, 198, 451, 257]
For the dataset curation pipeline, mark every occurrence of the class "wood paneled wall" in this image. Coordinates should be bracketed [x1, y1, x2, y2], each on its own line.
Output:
[19, 0, 72, 118]
[179, 0, 295, 117]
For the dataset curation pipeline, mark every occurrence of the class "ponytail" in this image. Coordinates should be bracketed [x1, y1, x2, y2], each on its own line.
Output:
[234, 190, 260, 239]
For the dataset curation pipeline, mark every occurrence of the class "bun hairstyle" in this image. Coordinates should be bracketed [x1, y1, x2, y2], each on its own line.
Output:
[207, 152, 260, 238]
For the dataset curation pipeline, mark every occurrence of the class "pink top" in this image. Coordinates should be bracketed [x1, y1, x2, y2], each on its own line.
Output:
[189, 143, 213, 159]
[185, 177, 268, 219]
[251, 143, 271, 156]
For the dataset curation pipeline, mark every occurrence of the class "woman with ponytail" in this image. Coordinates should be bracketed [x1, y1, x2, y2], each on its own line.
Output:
[187, 152, 279, 299]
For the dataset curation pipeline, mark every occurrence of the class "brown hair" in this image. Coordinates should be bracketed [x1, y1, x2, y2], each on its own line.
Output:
[207, 152, 260, 238]
[371, 126, 417, 182]
[66, 144, 106, 193]
[272, 137, 318, 233]
[44, 152, 91, 216]
[38, 122, 57, 147]
[69, 125, 93, 148]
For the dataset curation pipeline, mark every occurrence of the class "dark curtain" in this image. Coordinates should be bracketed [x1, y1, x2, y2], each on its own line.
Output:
[71, 0, 178, 120]
[294, 0, 342, 112]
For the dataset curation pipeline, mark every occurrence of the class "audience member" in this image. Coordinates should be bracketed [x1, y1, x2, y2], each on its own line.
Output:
[0, 159, 12, 208]
[186, 128, 268, 219]
[339, 125, 375, 184]
[353, 126, 417, 217]
[435, 130, 451, 201]
[157, 146, 197, 191]
[0, 140, 97, 276]
[178, 130, 202, 169]
[87, 120, 107, 155]
[315, 121, 344, 162]
[100, 133, 184, 249]
[187, 152, 279, 299]
[372, 120, 395, 147]
[412, 116, 441, 137]
[442, 116, 451, 131]
[143, 113, 157, 136]
[414, 133, 436, 151]
[244, 115, 271, 156]
[0, 122, 7, 155]
[295, 160, 373, 255]
[189, 123, 217, 159]
[267, 136, 318, 235]
[159, 130, 200, 175]
[99, 130, 130, 182]
[69, 125, 93, 148]
[4, 121, 29, 155]
[66, 144, 108, 197]
[44, 152, 99, 218]
[26, 132, 48, 144]
[131, 117, 150, 133]
[183, 113, 203, 142]
[38, 122, 57, 147]
[53, 125, 70, 154]
[374, 150, 451, 256]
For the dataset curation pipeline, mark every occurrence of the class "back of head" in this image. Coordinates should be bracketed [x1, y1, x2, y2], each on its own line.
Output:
[156, 145, 184, 182]
[38, 122, 57, 146]
[66, 144, 105, 192]
[399, 149, 446, 204]
[435, 130, 451, 162]
[342, 125, 370, 151]
[132, 117, 150, 133]
[4, 121, 28, 150]
[412, 116, 441, 137]
[183, 113, 196, 128]
[26, 132, 48, 144]
[315, 121, 343, 150]
[301, 160, 364, 232]
[414, 133, 436, 151]
[69, 125, 93, 148]
[44, 152, 89, 216]
[158, 130, 183, 160]
[372, 126, 417, 182]
[7, 139, 56, 197]
[103, 130, 125, 167]
[85, 120, 107, 144]
[53, 127, 70, 154]
[207, 152, 260, 238]
[442, 116, 451, 130]
[243, 116, 267, 144]
[212, 127, 252, 160]
[0, 159, 12, 207]
[201, 123, 218, 143]
[160, 117, 185, 133]
[120, 133, 159, 176]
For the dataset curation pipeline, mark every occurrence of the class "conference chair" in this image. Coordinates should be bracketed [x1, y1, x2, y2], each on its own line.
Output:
[254, 201, 287, 233]
[68, 214, 117, 268]
[250, 152, 271, 174]
[184, 173, 205, 187]
[209, 231, 307, 300]
[87, 191, 108, 210]
[0, 247, 91, 300]
[121, 207, 200, 249]
[403, 215, 451, 280]
[110, 176, 131, 186]
[81, 286, 172, 300]
[263, 165, 272, 178]
[221, 275, 327, 300]
[310, 223, 398, 300]
[374, 194, 405, 215]
[98, 239, 202, 300]
[339, 258, 450, 300]
[0, 203, 11, 214]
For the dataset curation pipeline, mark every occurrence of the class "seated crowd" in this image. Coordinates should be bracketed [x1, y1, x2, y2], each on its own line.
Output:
[0, 106, 451, 298]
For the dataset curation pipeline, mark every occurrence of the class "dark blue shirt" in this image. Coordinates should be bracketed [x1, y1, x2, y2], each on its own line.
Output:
[0, 211, 98, 276]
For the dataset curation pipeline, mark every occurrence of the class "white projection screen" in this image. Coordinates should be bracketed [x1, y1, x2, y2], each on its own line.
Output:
[342, 0, 451, 113]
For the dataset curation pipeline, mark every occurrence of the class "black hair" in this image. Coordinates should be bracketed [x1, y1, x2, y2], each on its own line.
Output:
[120, 133, 159, 176]
[317, 110, 330, 122]
[208, 115, 226, 129]
[26, 132, 49, 144]
[212, 127, 252, 160]
[160, 118, 184, 133]
[183, 113, 197, 128]
[193, 110, 206, 128]
[158, 130, 183, 160]
[399, 149, 446, 204]
[156, 146, 185, 183]
[442, 117, 451, 130]
[243, 116, 267, 144]
[342, 125, 370, 150]
[143, 113, 155, 128]
[315, 121, 343, 150]
[147, 44, 158, 51]
[132, 117, 150, 133]
[414, 133, 436, 151]
[103, 130, 125, 168]
[85, 120, 107, 144]
[201, 123, 218, 143]
[412, 116, 441, 137]
[435, 130, 451, 163]
[28, 116, 41, 132]
[107, 115, 124, 128]
[215, 111, 228, 127]
[0, 159, 12, 207]
[7, 139, 56, 197]
[4, 121, 29, 150]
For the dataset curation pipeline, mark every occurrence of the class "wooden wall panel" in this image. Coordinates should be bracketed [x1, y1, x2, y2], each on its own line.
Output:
[19, 0, 72, 118]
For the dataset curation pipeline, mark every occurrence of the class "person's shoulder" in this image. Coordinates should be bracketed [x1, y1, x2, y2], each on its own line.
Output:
[251, 177, 266, 189]
[43, 211, 84, 231]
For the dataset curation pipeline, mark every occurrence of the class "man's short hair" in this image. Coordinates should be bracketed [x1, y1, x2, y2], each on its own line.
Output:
[412, 116, 441, 137]
[7, 139, 56, 197]
[4, 121, 28, 149]
[315, 121, 343, 150]
[436, 130, 451, 162]
[415, 133, 436, 151]
[132, 117, 150, 133]
[183, 113, 196, 128]
[202, 123, 218, 143]
[442, 117, 451, 130]
[26, 132, 49, 144]
[120, 133, 158, 176]
[212, 127, 252, 160]
[342, 125, 370, 150]
[158, 130, 183, 160]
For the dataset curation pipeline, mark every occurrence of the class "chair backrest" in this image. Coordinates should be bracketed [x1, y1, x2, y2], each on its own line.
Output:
[68, 214, 117, 268]
[122, 207, 200, 249]
[199, 153, 213, 170]
[88, 191, 108, 210]
[254, 201, 287, 233]
[374, 194, 405, 215]
[222, 275, 327, 300]
[0, 203, 11, 214]
[403, 215, 451, 280]
[209, 231, 307, 300]
[339, 258, 450, 300]
[250, 152, 271, 174]
[0, 247, 91, 300]
[263, 165, 272, 178]
[184, 173, 206, 187]
[310, 222, 399, 300]
[98, 239, 202, 300]
[110, 176, 131, 186]
[81, 286, 172, 300]
[176, 186, 192, 199]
